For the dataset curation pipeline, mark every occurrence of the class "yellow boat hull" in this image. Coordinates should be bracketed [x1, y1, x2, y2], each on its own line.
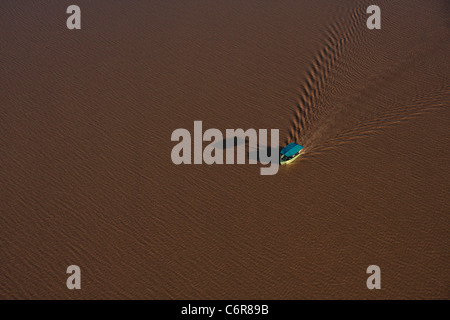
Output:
[280, 150, 304, 164]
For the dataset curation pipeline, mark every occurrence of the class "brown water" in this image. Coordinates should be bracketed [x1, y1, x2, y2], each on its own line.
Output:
[1, 0, 449, 299]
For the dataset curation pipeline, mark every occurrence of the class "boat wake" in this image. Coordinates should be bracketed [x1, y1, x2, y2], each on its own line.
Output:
[284, 0, 449, 160]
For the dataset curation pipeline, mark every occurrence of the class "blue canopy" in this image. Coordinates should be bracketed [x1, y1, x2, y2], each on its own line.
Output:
[280, 143, 303, 157]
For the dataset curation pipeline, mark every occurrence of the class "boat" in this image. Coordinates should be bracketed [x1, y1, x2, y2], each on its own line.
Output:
[280, 143, 304, 164]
